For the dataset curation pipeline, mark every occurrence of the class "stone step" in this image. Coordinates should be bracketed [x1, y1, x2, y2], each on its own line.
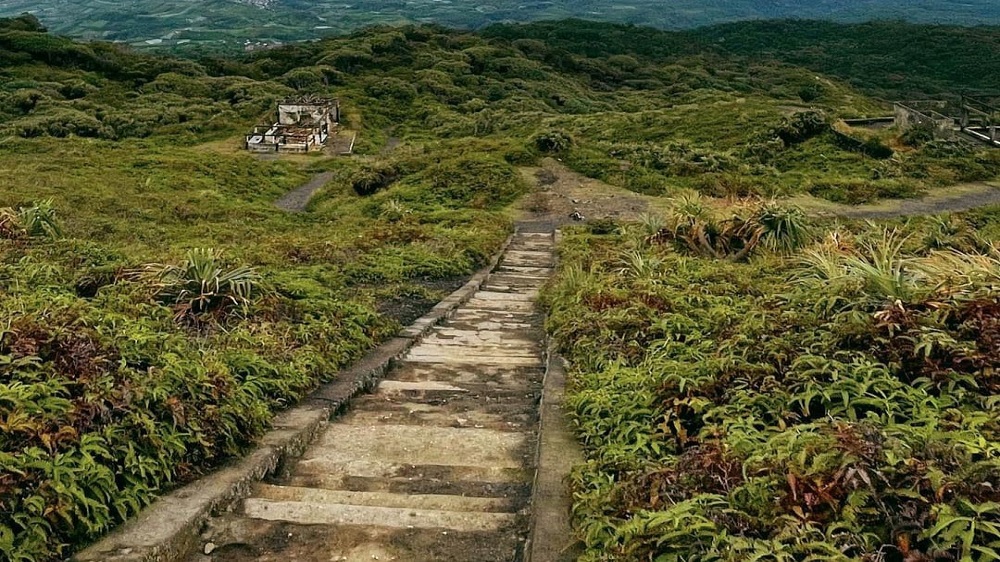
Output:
[483, 276, 547, 284]
[407, 340, 541, 354]
[508, 237, 553, 244]
[509, 241, 553, 249]
[496, 265, 552, 275]
[486, 272, 550, 282]
[444, 317, 537, 332]
[501, 259, 555, 269]
[470, 290, 537, 302]
[425, 324, 543, 335]
[291, 460, 529, 489]
[343, 400, 537, 432]
[348, 383, 540, 428]
[193, 516, 525, 562]
[243, 498, 518, 533]
[373, 380, 540, 398]
[281, 467, 532, 500]
[252, 484, 518, 513]
[415, 338, 543, 354]
[506, 246, 553, 254]
[403, 351, 542, 367]
[385, 362, 544, 385]
[502, 249, 557, 261]
[463, 299, 537, 313]
[294, 425, 530, 474]
[424, 326, 544, 343]
[448, 309, 538, 322]
[505, 249, 552, 257]
[480, 289, 542, 298]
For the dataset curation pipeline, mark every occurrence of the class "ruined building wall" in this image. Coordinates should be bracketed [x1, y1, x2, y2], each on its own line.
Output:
[894, 103, 956, 139]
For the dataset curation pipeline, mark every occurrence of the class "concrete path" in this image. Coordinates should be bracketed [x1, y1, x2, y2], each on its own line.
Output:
[190, 231, 556, 562]
[275, 172, 334, 212]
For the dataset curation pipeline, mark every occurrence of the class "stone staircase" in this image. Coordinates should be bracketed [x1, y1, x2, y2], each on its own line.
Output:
[191, 231, 555, 562]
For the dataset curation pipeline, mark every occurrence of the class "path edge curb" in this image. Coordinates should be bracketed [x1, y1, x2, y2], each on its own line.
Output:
[525, 227, 585, 562]
[72, 230, 516, 562]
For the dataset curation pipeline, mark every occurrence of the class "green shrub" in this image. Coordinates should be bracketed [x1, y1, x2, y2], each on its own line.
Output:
[694, 173, 766, 198]
[0, 199, 61, 238]
[146, 248, 264, 321]
[351, 162, 399, 196]
[901, 122, 936, 147]
[623, 169, 669, 196]
[13, 108, 101, 138]
[774, 110, 829, 146]
[418, 155, 528, 209]
[533, 130, 574, 154]
[587, 218, 620, 235]
[661, 194, 809, 260]
[797, 82, 825, 102]
[860, 136, 894, 159]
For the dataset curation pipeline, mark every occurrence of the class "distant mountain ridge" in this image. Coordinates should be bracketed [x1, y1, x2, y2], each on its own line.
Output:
[1, 0, 999, 50]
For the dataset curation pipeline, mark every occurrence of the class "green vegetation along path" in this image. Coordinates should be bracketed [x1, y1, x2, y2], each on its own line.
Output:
[189, 230, 556, 561]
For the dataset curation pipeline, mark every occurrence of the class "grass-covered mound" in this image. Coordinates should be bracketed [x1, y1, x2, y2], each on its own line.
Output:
[544, 207, 1000, 560]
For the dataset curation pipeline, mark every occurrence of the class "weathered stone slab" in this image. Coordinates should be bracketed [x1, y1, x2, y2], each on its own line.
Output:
[252, 484, 516, 512]
[303, 424, 528, 469]
[243, 499, 517, 532]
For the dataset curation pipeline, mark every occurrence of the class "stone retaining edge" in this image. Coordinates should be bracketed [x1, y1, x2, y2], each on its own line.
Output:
[525, 227, 584, 562]
[524, 342, 585, 562]
[72, 230, 516, 562]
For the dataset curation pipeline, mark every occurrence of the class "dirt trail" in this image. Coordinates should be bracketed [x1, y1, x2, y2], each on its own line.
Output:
[517, 158, 651, 227]
[274, 171, 333, 212]
[189, 232, 561, 562]
[809, 181, 1000, 219]
[527, 159, 1000, 222]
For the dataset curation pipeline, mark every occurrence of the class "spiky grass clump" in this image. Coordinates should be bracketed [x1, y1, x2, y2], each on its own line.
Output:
[0, 200, 61, 239]
[147, 248, 264, 321]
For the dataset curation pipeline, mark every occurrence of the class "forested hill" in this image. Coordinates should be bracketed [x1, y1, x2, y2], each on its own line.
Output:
[484, 19, 1000, 99]
[1, 0, 999, 49]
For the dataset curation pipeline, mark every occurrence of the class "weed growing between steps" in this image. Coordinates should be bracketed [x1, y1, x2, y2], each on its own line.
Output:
[543, 208, 1000, 560]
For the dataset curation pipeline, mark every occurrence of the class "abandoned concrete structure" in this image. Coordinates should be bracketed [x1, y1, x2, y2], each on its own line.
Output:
[246, 97, 340, 153]
[961, 94, 1000, 147]
[887, 95, 999, 148]
[894, 101, 958, 140]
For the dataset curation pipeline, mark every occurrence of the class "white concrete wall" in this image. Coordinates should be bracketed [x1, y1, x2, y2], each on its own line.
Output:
[278, 104, 330, 126]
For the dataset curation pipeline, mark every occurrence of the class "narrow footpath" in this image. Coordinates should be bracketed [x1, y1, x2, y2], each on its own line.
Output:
[191, 230, 556, 561]
[274, 172, 334, 212]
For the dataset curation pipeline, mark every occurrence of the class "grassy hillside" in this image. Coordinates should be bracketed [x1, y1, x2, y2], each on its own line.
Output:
[0, 14, 998, 561]
[2, 0, 1000, 49]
